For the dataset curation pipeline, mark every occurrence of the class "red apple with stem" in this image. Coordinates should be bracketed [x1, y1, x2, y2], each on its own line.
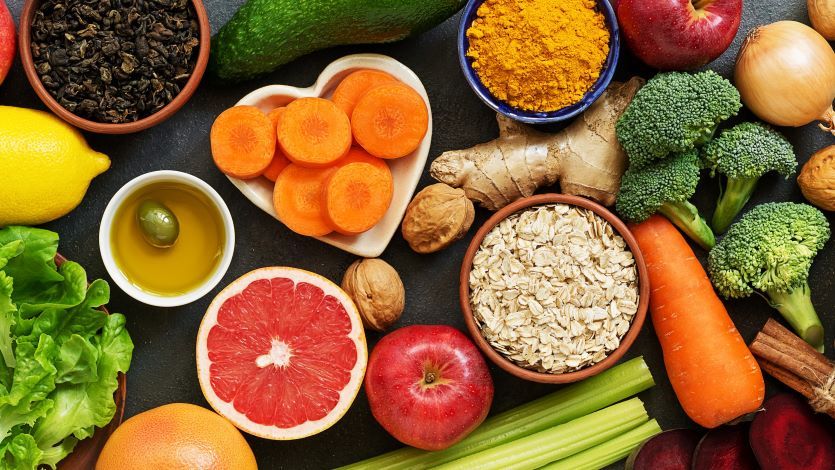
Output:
[0, 0, 14, 86]
[365, 325, 494, 451]
[617, 0, 742, 70]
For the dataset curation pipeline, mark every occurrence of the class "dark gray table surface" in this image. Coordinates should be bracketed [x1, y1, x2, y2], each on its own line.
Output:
[3, 0, 834, 468]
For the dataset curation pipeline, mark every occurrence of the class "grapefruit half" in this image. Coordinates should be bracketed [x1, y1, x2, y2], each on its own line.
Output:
[196, 267, 367, 440]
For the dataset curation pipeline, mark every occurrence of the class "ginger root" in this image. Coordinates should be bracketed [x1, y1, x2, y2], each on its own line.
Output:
[430, 77, 644, 210]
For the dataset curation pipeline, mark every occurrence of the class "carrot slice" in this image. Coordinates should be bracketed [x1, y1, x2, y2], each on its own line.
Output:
[324, 162, 394, 235]
[334, 147, 389, 172]
[263, 107, 291, 181]
[277, 97, 352, 168]
[351, 83, 428, 159]
[273, 164, 335, 237]
[211, 106, 275, 179]
[331, 69, 397, 116]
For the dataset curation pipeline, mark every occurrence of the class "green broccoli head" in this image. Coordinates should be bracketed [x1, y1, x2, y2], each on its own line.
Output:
[708, 202, 830, 351]
[708, 202, 830, 298]
[702, 122, 796, 179]
[616, 71, 741, 169]
[617, 149, 715, 249]
[702, 122, 797, 234]
[617, 149, 701, 222]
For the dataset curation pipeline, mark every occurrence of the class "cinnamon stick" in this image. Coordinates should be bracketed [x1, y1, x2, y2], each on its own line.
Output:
[750, 319, 835, 419]
[758, 358, 815, 400]
[761, 319, 832, 373]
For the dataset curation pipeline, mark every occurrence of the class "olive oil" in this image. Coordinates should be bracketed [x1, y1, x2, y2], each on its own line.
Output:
[111, 182, 225, 296]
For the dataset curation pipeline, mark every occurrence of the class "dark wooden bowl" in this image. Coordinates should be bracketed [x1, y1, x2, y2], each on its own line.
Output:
[18, 0, 210, 134]
[53, 254, 127, 469]
[460, 194, 650, 384]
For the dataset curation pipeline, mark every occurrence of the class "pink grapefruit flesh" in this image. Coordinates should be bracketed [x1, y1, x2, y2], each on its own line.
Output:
[196, 267, 367, 440]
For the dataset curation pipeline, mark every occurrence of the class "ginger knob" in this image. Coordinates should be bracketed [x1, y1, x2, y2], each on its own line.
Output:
[342, 258, 405, 332]
[798, 146, 835, 211]
[401, 184, 475, 253]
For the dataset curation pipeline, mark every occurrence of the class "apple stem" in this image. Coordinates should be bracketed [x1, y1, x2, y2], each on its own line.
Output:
[691, 0, 714, 9]
[424, 372, 436, 384]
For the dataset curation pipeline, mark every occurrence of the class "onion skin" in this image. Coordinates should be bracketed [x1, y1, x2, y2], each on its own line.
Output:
[735, 21, 835, 134]
[808, 0, 835, 40]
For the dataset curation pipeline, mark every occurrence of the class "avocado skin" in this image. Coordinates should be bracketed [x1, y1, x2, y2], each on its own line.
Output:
[210, 0, 467, 82]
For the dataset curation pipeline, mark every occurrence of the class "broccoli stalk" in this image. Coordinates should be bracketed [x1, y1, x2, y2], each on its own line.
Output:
[617, 150, 715, 249]
[615, 71, 741, 169]
[767, 282, 824, 352]
[656, 201, 716, 251]
[711, 177, 759, 235]
[708, 202, 830, 352]
[703, 122, 797, 234]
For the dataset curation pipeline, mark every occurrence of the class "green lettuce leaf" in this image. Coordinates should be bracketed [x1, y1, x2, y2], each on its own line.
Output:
[0, 272, 16, 374]
[38, 436, 77, 470]
[0, 228, 63, 304]
[55, 335, 99, 385]
[17, 280, 109, 345]
[32, 314, 132, 448]
[0, 399, 53, 443]
[2, 336, 57, 407]
[0, 433, 42, 470]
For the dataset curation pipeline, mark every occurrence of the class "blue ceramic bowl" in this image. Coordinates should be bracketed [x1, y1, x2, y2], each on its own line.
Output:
[458, 0, 621, 124]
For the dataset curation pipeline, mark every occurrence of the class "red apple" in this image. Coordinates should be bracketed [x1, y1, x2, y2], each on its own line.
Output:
[0, 0, 14, 86]
[617, 0, 742, 70]
[364, 325, 494, 451]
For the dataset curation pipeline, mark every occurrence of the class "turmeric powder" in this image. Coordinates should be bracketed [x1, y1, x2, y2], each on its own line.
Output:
[466, 0, 610, 112]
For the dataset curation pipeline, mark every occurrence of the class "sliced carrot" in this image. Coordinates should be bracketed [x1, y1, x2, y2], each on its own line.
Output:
[324, 162, 394, 235]
[331, 69, 398, 116]
[263, 107, 291, 181]
[277, 97, 352, 168]
[273, 163, 335, 237]
[334, 147, 389, 173]
[351, 82, 428, 159]
[210, 106, 275, 179]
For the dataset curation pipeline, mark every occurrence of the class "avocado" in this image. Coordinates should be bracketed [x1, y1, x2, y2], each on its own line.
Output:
[210, 0, 467, 82]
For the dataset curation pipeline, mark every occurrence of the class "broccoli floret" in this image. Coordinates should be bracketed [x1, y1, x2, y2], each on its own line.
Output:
[703, 122, 797, 234]
[616, 71, 741, 169]
[708, 202, 831, 351]
[617, 149, 715, 249]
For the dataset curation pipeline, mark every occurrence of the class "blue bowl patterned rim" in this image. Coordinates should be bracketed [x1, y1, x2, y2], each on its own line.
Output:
[457, 0, 621, 124]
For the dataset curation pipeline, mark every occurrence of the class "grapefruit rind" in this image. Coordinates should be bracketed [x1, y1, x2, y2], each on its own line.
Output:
[196, 266, 367, 440]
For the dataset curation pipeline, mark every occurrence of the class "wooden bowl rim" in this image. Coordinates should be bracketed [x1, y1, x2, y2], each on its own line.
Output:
[54, 253, 127, 469]
[459, 194, 650, 384]
[18, 0, 211, 135]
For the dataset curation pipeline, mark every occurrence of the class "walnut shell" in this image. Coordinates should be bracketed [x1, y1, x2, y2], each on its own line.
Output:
[341, 259, 405, 332]
[798, 145, 835, 211]
[401, 184, 475, 254]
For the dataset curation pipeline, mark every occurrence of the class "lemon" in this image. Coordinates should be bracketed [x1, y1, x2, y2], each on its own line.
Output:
[0, 106, 110, 226]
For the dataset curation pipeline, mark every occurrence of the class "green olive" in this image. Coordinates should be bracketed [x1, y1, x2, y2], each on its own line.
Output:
[136, 200, 180, 248]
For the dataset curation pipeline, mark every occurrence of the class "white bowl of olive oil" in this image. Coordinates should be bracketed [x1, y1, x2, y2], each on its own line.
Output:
[100, 171, 235, 307]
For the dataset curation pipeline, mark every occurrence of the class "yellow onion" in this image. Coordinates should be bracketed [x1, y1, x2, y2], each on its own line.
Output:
[735, 21, 835, 134]
[809, 0, 835, 40]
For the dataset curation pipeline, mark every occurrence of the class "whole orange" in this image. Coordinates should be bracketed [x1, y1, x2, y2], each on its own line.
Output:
[96, 403, 258, 470]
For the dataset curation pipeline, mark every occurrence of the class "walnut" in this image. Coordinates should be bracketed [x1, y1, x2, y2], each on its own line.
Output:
[401, 184, 475, 254]
[342, 259, 405, 332]
[798, 146, 835, 211]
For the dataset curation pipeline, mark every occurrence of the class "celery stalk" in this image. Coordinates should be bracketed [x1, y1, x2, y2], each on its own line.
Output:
[539, 419, 662, 470]
[433, 398, 649, 470]
[339, 357, 654, 470]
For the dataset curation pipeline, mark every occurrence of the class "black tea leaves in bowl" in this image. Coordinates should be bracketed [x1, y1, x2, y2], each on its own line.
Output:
[30, 0, 200, 124]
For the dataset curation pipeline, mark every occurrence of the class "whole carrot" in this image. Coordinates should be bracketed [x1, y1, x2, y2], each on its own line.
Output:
[629, 215, 764, 428]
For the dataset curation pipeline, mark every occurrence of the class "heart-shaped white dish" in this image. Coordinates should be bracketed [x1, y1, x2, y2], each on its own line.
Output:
[230, 54, 433, 257]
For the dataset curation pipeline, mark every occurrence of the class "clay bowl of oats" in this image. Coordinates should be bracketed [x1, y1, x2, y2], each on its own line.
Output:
[460, 194, 649, 384]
